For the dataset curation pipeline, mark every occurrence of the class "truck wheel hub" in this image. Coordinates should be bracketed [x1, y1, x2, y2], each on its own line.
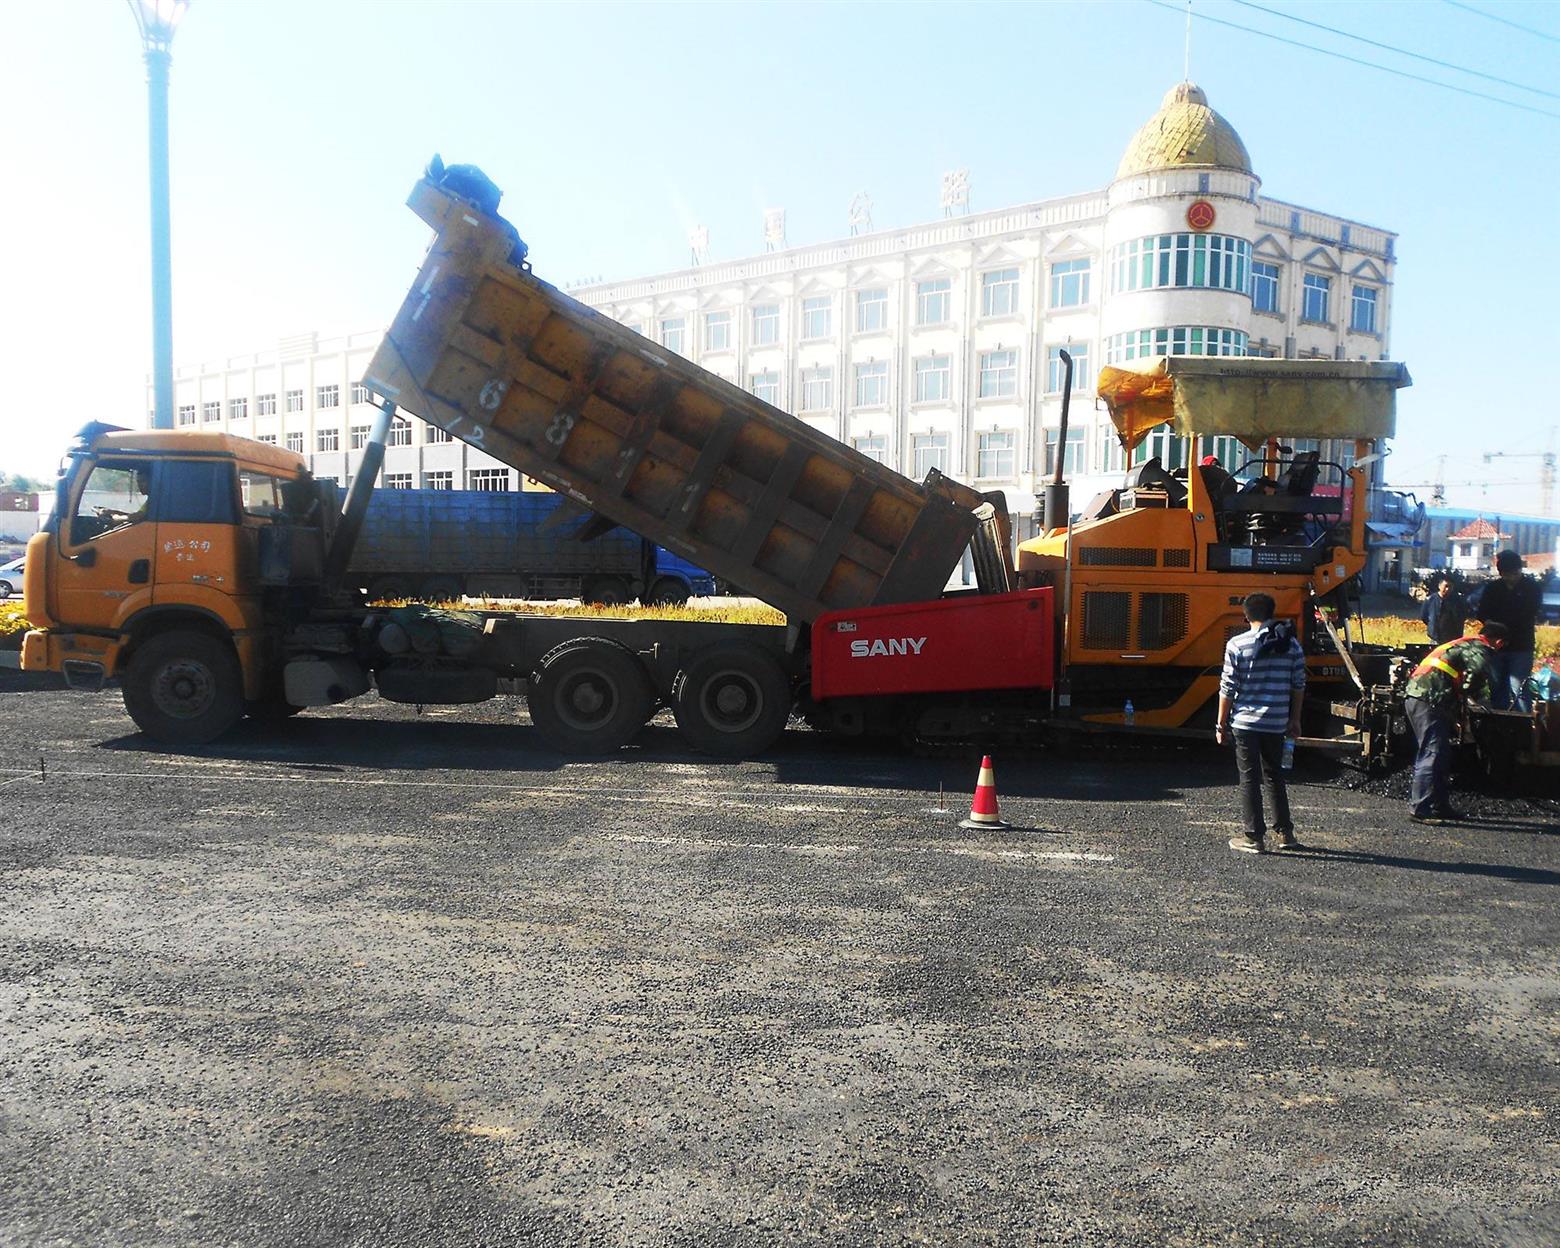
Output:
[705, 675, 761, 731]
[153, 660, 216, 719]
[559, 672, 614, 727]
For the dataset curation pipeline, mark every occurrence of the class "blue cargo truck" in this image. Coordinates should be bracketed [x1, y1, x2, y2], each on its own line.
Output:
[345, 487, 718, 604]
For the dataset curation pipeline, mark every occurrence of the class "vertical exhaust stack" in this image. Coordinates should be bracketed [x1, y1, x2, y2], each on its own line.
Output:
[323, 400, 396, 593]
[1042, 349, 1073, 532]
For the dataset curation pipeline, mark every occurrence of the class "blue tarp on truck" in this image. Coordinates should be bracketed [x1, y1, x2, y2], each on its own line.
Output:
[345, 487, 717, 603]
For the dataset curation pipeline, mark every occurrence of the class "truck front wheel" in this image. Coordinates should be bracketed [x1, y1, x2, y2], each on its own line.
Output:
[671, 645, 791, 757]
[122, 630, 245, 745]
[527, 638, 653, 755]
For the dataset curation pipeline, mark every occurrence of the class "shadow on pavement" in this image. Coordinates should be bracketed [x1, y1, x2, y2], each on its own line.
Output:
[1284, 845, 1560, 886]
[95, 717, 575, 776]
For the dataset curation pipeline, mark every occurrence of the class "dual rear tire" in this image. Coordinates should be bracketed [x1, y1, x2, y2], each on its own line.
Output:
[525, 639, 792, 757]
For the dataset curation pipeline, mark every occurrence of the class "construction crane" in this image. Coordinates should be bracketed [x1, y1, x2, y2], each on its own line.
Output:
[1482, 427, 1556, 517]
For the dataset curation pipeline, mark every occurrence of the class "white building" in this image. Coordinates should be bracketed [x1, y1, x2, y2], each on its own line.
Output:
[155, 83, 1395, 518]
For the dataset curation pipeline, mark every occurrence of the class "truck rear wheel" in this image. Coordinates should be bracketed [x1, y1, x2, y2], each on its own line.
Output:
[123, 630, 245, 745]
[581, 576, 631, 606]
[671, 645, 791, 757]
[420, 575, 463, 602]
[527, 638, 653, 755]
[648, 577, 691, 607]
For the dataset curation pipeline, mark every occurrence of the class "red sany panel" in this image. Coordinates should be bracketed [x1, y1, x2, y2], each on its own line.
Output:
[811, 589, 1054, 701]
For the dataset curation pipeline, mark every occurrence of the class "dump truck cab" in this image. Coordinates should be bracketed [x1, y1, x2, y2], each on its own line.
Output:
[1019, 357, 1411, 731]
[21, 423, 324, 732]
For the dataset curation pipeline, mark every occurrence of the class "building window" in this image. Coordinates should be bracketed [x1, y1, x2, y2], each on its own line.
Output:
[704, 310, 731, 352]
[425, 471, 453, 490]
[1049, 258, 1092, 307]
[317, 429, 340, 452]
[802, 296, 832, 340]
[1045, 428, 1086, 476]
[977, 431, 1015, 479]
[388, 417, 412, 446]
[1251, 261, 1281, 313]
[751, 303, 780, 345]
[468, 468, 510, 491]
[978, 349, 1018, 399]
[1045, 345, 1089, 394]
[1302, 273, 1331, 323]
[913, 355, 951, 403]
[385, 473, 414, 489]
[317, 384, 340, 409]
[1097, 426, 1124, 474]
[1110, 235, 1249, 295]
[852, 435, 887, 463]
[1105, 326, 1248, 363]
[855, 287, 888, 333]
[659, 317, 686, 354]
[228, 397, 248, 420]
[350, 425, 370, 450]
[177, 404, 196, 426]
[351, 383, 371, 405]
[286, 389, 304, 413]
[257, 393, 277, 416]
[285, 431, 304, 453]
[980, 268, 1019, 317]
[256, 433, 278, 446]
[750, 371, 780, 406]
[427, 425, 452, 443]
[800, 366, 833, 412]
[1132, 427, 1188, 470]
[853, 361, 888, 408]
[916, 277, 951, 326]
[202, 401, 221, 423]
[912, 432, 950, 478]
[1350, 285, 1378, 334]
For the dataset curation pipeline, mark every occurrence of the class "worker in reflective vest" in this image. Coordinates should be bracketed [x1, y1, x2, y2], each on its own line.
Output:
[1401, 622, 1508, 825]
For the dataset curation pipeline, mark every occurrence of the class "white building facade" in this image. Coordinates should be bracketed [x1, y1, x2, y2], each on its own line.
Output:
[154, 83, 1395, 517]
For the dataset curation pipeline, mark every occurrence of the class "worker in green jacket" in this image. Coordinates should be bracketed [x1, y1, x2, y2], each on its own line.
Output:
[1402, 621, 1508, 825]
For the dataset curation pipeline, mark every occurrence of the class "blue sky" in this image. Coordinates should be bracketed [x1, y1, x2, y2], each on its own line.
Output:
[3, 0, 1557, 516]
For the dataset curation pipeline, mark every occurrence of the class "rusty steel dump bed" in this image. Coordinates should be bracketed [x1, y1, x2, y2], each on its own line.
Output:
[363, 165, 994, 623]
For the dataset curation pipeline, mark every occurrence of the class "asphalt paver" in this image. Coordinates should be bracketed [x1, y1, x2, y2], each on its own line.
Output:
[1, 673, 1556, 1246]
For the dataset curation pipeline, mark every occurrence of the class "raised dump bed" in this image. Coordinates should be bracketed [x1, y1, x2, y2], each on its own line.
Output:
[363, 162, 999, 624]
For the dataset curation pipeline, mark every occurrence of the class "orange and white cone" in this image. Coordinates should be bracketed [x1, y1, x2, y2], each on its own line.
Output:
[959, 755, 1010, 830]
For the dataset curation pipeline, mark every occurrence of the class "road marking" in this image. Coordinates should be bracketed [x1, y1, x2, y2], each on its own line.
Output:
[602, 833, 1115, 865]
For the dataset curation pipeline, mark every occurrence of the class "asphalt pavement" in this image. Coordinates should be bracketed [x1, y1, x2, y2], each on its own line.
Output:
[1, 672, 1556, 1247]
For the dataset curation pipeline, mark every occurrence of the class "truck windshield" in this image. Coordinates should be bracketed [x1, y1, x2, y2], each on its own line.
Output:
[69, 459, 153, 545]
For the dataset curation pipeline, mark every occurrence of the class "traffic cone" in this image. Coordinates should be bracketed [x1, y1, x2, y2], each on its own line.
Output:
[959, 755, 1010, 830]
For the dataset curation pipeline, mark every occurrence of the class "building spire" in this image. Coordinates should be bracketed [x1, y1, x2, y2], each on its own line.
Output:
[1184, 0, 1193, 82]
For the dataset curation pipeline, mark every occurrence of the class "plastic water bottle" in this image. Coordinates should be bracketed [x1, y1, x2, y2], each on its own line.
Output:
[1281, 738, 1295, 770]
[1123, 699, 1135, 727]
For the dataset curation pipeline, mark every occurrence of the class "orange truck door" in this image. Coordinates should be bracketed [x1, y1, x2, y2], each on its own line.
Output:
[151, 458, 244, 607]
[52, 456, 159, 634]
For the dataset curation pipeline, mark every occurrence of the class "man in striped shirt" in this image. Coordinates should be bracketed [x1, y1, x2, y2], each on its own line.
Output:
[1216, 592, 1307, 855]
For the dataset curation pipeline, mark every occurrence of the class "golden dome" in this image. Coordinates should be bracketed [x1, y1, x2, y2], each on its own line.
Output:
[1115, 82, 1253, 180]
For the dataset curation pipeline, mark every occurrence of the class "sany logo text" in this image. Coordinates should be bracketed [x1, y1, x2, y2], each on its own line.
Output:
[849, 637, 927, 658]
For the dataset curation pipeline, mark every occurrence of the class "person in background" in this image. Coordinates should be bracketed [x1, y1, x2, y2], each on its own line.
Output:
[1216, 592, 1306, 855]
[1420, 575, 1468, 645]
[1472, 550, 1540, 711]
[1401, 622, 1507, 824]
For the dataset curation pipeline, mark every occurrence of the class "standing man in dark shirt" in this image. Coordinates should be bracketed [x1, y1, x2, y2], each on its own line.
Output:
[1401, 622, 1507, 825]
[1473, 550, 1540, 711]
[1419, 575, 1468, 645]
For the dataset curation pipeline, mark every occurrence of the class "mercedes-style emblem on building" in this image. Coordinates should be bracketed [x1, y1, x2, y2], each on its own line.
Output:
[1186, 200, 1216, 230]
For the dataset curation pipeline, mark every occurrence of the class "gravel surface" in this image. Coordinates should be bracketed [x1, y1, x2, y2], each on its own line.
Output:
[1, 673, 1556, 1246]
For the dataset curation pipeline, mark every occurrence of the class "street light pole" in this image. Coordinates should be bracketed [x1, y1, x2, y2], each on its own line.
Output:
[127, 0, 190, 430]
